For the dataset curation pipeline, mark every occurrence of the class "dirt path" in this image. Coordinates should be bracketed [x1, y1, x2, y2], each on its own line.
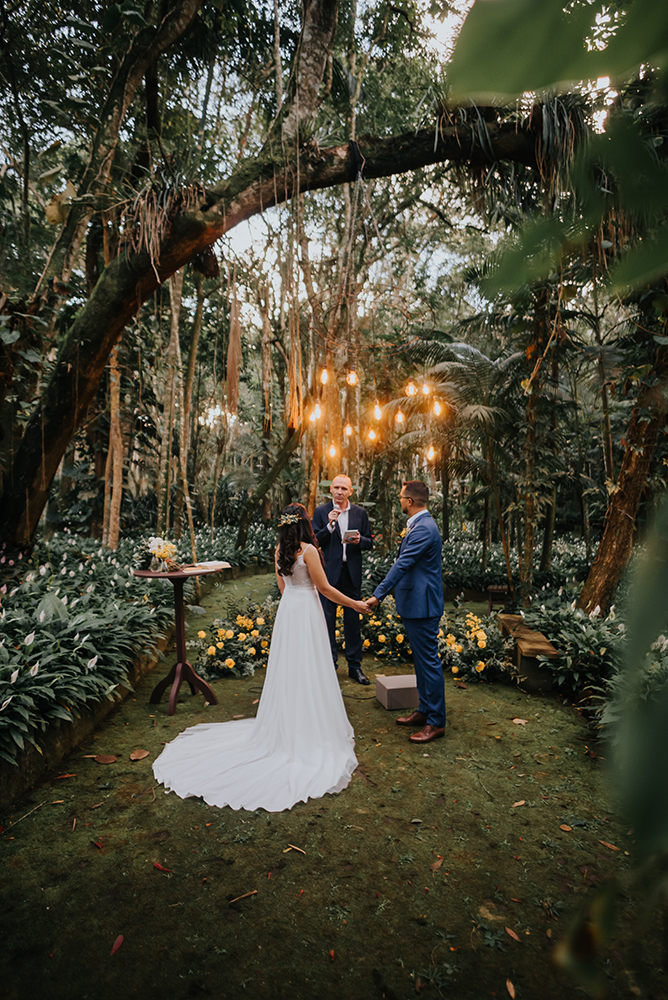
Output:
[0, 588, 660, 999]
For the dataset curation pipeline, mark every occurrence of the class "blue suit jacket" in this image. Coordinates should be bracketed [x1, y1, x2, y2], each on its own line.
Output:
[312, 501, 373, 591]
[373, 511, 444, 618]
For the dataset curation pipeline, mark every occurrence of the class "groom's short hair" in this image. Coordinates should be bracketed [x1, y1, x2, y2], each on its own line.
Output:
[402, 480, 429, 504]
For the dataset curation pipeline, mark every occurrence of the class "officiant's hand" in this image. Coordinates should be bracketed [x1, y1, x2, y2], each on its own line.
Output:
[346, 530, 361, 545]
[365, 596, 379, 609]
[328, 507, 340, 526]
[353, 600, 370, 614]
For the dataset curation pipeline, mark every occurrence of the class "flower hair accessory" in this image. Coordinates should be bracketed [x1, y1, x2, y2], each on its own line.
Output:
[278, 512, 300, 527]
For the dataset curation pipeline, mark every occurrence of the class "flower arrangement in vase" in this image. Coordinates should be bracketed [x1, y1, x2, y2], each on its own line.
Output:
[147, 536, 180, 572]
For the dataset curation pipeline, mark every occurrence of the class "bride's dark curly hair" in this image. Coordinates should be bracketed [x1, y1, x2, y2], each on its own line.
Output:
[276, 503, 323, 576]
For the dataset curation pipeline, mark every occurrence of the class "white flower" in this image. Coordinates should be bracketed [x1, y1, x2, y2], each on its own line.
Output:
[1, 696, 13, 711]
[10, 669, 19, 684]
[69, 570, 75, 577]
[25, 632, 35, 646]
[39, 610, 46, 623]
[29, 663, 39, 677]
[61, 596, 68, 606]
[87, 655, 98, 669]
[590, 605, 601, 618]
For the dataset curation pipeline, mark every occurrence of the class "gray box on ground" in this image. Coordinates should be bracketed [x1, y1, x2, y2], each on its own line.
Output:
[375, 674, 419, 710]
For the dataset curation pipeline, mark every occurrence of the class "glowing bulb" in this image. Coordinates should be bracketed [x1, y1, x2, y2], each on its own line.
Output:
[433, 400, 442, 416]
[368, 428, 376, 441]
[314, 403, 322, 419]
[309, 411, 316, 423]
[320, 368, 329, 385]
[328, 444, 336, 457]
[406, 380, 417, 396]
[344, 423, 353, 437]
[374, 401, 381, 420]
[422, 383, 430, 395]
[346, 369, 359, 386]
[395, 410, 405, 424]
[427, 445, 436, 461]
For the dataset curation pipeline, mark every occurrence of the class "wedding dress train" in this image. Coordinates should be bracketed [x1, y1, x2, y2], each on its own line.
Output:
[152, 545, 358, 811]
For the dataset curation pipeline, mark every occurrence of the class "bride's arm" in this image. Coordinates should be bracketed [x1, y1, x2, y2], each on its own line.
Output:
[303, 546, 368, 613]
[275, 547, 285, 595]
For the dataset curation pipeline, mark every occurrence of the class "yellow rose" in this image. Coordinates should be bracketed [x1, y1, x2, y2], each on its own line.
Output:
[335, 630, 340, 638]
[197, 630, 206, 639]
[207, 646, 216, 656]
[438, 629, 443, 638]
[451, 665, 459, 673]
[238, 633, 246, 641]
[256, 618, 265, 625]
[363, 639, 370, 648]
[455, 644, 463, 653]
[396, 635, 404, 643]
[251, 629, 259, 637]
[261, 640, 268, 647]
[387, 614, 393, 620]
[378, 635, 386, 642]
[476, 661, 485, 672]
[336, 606, 344, 618]
[249, 647, 256, 655]
[226, 630, 234, 639]
[216, 642, 224, 649]
[478, 640, 487, 649]
[476, 630, 486, 641]
[446, 633, 456, 647]
[225, 658, 235, 669]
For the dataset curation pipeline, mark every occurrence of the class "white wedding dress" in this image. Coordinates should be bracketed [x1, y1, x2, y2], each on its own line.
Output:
[152, 545, 358, 811]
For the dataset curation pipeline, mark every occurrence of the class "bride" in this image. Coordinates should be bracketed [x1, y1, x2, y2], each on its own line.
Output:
[152, 503, 370, 811]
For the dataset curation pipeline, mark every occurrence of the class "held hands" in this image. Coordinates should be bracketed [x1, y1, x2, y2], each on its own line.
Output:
[353, 600, 371, 614]
[365, 596, 379, 609]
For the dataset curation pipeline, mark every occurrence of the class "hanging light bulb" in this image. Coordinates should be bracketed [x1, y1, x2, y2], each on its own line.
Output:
[395, 409, 405, 424]
[406, 380, 417, 396]
[346, 369, 359, 386]
[314, 403, 322, 419]
[344, 423, 353, 437]
[427, 444, 436, 461]
[368, 428, 377, 441]
[309, 411, 316, 423]
[422, 383, 431, 395]
[320, 368, 329, 385]
[433, 399, 442, 416]
[374, 401, 381, 420]
[328, 443, 336, 457]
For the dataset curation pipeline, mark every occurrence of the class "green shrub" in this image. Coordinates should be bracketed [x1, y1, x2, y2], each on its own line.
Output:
[193, 599, 279, 679]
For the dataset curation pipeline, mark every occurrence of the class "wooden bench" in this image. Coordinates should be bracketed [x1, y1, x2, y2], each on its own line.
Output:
[498, 613, 559, 692]
[487, 584, 509, 614]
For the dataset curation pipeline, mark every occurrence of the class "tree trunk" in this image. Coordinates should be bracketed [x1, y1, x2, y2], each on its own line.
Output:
[102, 343, 123, 550]
[539, 484, 557, 573]
[577, 366, 668, 613]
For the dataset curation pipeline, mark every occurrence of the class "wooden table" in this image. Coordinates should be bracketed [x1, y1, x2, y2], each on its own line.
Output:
[134, 561, 231, 715]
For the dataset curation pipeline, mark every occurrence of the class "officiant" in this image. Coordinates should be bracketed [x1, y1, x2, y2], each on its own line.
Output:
[312, 475, 374, 685]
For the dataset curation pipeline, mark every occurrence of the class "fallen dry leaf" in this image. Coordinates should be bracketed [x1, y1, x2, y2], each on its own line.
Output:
[51, 800, 64, 805]
[506, 979, 516, 999]
[512, 800, 526, 808]
[232, 714, 244, 720]
[228, 889, 257, 903]
[560, 824, 572, 832]
[287, 843, 306, 854]
[56, 774, 77, 779]
[455, 682, 467, 689]
[110, 934, 123, 956]
[430, 858, 443, 871]
[153, 862, 173, 873]
[94, 755, 117, 765]
[505, 926, 521, 942]
[512, 718, 528, 725]
[129, 749, 149, 761]
[598, 840, 620, 851]
[328, 949, 335, 962]
[252, 699, 259, 705]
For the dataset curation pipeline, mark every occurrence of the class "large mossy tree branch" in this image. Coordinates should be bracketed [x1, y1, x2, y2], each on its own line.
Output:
[0, 116, 541, 547]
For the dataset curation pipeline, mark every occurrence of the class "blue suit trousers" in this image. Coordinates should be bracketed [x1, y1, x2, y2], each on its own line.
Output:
[401, 616, 446, 728]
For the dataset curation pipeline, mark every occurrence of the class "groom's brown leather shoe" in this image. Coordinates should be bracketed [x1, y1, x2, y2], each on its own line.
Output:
[396, 710, 427, 727]
[409, 724, 445, 743]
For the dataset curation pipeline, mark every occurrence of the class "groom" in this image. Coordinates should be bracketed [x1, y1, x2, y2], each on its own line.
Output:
[312, 474, 374, 685]
[365, 481, 446, 743]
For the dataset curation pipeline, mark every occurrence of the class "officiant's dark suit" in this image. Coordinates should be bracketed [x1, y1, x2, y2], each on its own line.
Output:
[312, 476, 373, 684]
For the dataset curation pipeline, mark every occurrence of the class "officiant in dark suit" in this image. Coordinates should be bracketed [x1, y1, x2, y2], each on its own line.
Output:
[312, 475, 374, 684]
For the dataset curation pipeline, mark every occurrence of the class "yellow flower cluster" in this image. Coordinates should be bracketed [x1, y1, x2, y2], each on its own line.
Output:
[465, 612, 487, 649]
[148, 536, 177, 560]
[200, 615, 271, 671]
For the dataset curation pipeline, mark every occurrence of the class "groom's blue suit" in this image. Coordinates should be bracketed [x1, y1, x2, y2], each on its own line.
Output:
[372, 511, 446, 728]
